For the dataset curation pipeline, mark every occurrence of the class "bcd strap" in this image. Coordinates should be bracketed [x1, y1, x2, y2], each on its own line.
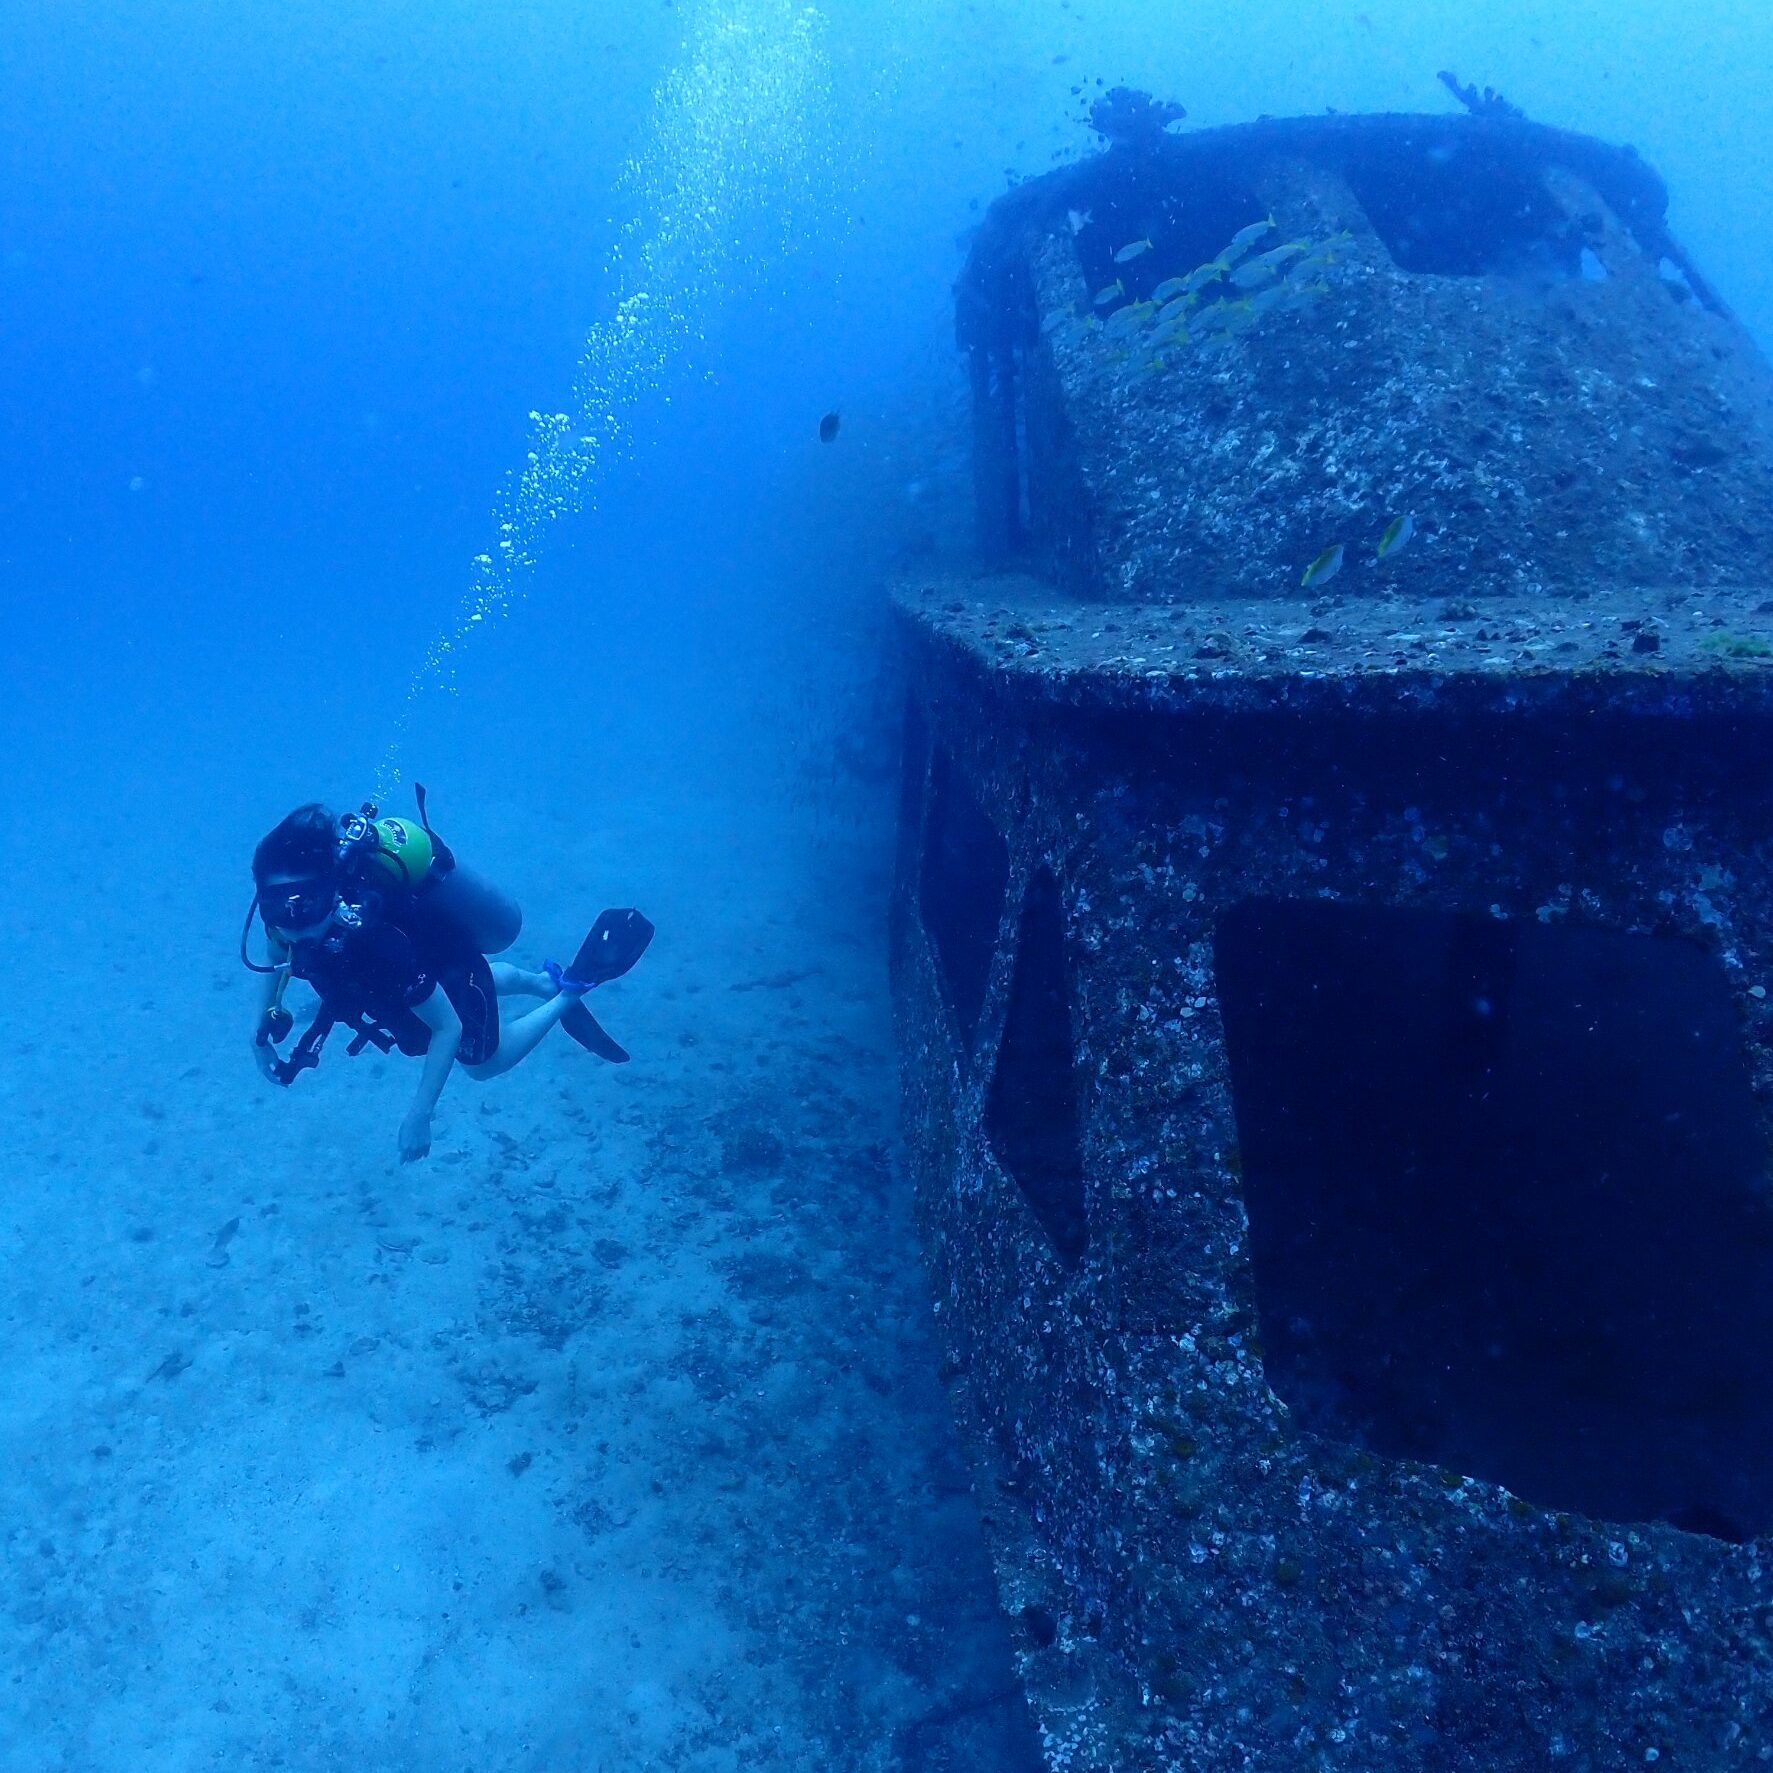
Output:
[345, 1021, 398, 1057]
[413, 781, 457, 874]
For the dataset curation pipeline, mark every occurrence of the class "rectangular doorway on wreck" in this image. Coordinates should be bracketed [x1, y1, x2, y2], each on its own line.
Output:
[1216, 898, 1773, 1544]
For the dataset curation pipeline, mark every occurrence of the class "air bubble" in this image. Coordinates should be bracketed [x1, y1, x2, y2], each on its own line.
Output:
[378, 0, 829, 793]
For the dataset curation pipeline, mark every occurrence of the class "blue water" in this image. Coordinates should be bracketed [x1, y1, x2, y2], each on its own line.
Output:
[4, 1, 1772, 1765]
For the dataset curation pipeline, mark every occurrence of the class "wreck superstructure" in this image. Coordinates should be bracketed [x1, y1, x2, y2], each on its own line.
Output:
[893, 100, 1773, 1770]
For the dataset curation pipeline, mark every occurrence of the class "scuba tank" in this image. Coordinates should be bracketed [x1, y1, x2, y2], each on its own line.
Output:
[334, 784, 523, 954]
[426, 862, 523, 955]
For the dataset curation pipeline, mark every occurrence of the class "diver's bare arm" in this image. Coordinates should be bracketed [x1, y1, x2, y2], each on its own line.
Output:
[400, 987, 462, 1160]
[410, 988, 462, 1109]
[249, 939, 288, 1074]
[249, 966, 281, 1023]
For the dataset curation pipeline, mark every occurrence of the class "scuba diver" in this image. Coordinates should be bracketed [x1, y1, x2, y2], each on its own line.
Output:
[243, 788, 653, 1162]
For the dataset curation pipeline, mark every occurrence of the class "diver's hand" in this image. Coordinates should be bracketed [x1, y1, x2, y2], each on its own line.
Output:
[398, 1110, 433, 1164]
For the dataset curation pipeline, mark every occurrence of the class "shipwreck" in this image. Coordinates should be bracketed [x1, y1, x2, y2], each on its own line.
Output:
[891, 93, 1773, 1770]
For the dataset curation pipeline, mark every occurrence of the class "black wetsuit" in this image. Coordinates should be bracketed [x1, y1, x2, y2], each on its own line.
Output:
[289, 895, 499, 1067]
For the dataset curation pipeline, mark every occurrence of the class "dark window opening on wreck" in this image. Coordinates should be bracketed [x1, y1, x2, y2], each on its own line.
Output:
[1072, 172, 1267, 310]
[987, 867, 1088, 1268]
[1215, 898, 1773, 1542]
[1343, 139, 1579, 279]
[919, 747, 1010, 1048]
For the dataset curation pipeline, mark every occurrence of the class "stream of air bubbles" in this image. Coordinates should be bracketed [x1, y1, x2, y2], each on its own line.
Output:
[378, 0, 829, 795]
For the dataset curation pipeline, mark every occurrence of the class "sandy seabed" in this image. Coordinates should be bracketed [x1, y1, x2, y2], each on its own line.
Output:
[0, 755, 1036, 1772]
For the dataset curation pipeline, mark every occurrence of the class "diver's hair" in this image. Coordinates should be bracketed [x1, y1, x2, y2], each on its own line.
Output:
[252, 804, 338, 883]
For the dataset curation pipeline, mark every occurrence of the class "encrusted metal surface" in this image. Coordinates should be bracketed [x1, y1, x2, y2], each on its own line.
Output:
[893, 575, 1773, 1767]
[902, 106, 1773, 1772]
[957, 112, 1773, 604]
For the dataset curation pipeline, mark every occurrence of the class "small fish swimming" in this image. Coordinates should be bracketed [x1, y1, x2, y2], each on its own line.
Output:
[1272, 277, 1328, 314]
[1377, 513, 1416, 558]
[1229, 260, 1278, 290]
[1152, 276, 1190, 303]
[1182, 262, 1224, 293]
[1301, 543, 1346, 588]
[1114, 238, 1155, 263]
[1193, 297, 1252, 333]
[1093, 279, 1125, 306]
[1296, 233, 1355, 273]
[1228, 215, 1277, 250]
[1157, 295, 1193, 325]
[1104, 300, 1154, 338]
[1246, 282, 1291, 318]
[1250, 241, 1310, 271]
[819, 411, 841, 443]
[1040, 309, 1072, 336]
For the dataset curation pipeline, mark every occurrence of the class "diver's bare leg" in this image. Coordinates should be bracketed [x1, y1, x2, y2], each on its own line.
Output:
[464, 992, 576, 1079]
[491, 963, 552, 999]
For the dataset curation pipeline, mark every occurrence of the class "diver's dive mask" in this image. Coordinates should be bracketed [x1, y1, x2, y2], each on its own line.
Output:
[241, 874, 339, 973]
[258, 878, 338, 935]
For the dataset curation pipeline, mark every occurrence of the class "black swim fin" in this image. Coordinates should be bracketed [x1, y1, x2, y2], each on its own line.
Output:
[559, 908, 654, 1065]
[571, 908, 655, 986]
[562, 1001, 630, 1064]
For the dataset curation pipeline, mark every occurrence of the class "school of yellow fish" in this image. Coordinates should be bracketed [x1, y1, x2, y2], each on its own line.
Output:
[1044, 215, 1355, 374]
[1042, 214, 1423, 585]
